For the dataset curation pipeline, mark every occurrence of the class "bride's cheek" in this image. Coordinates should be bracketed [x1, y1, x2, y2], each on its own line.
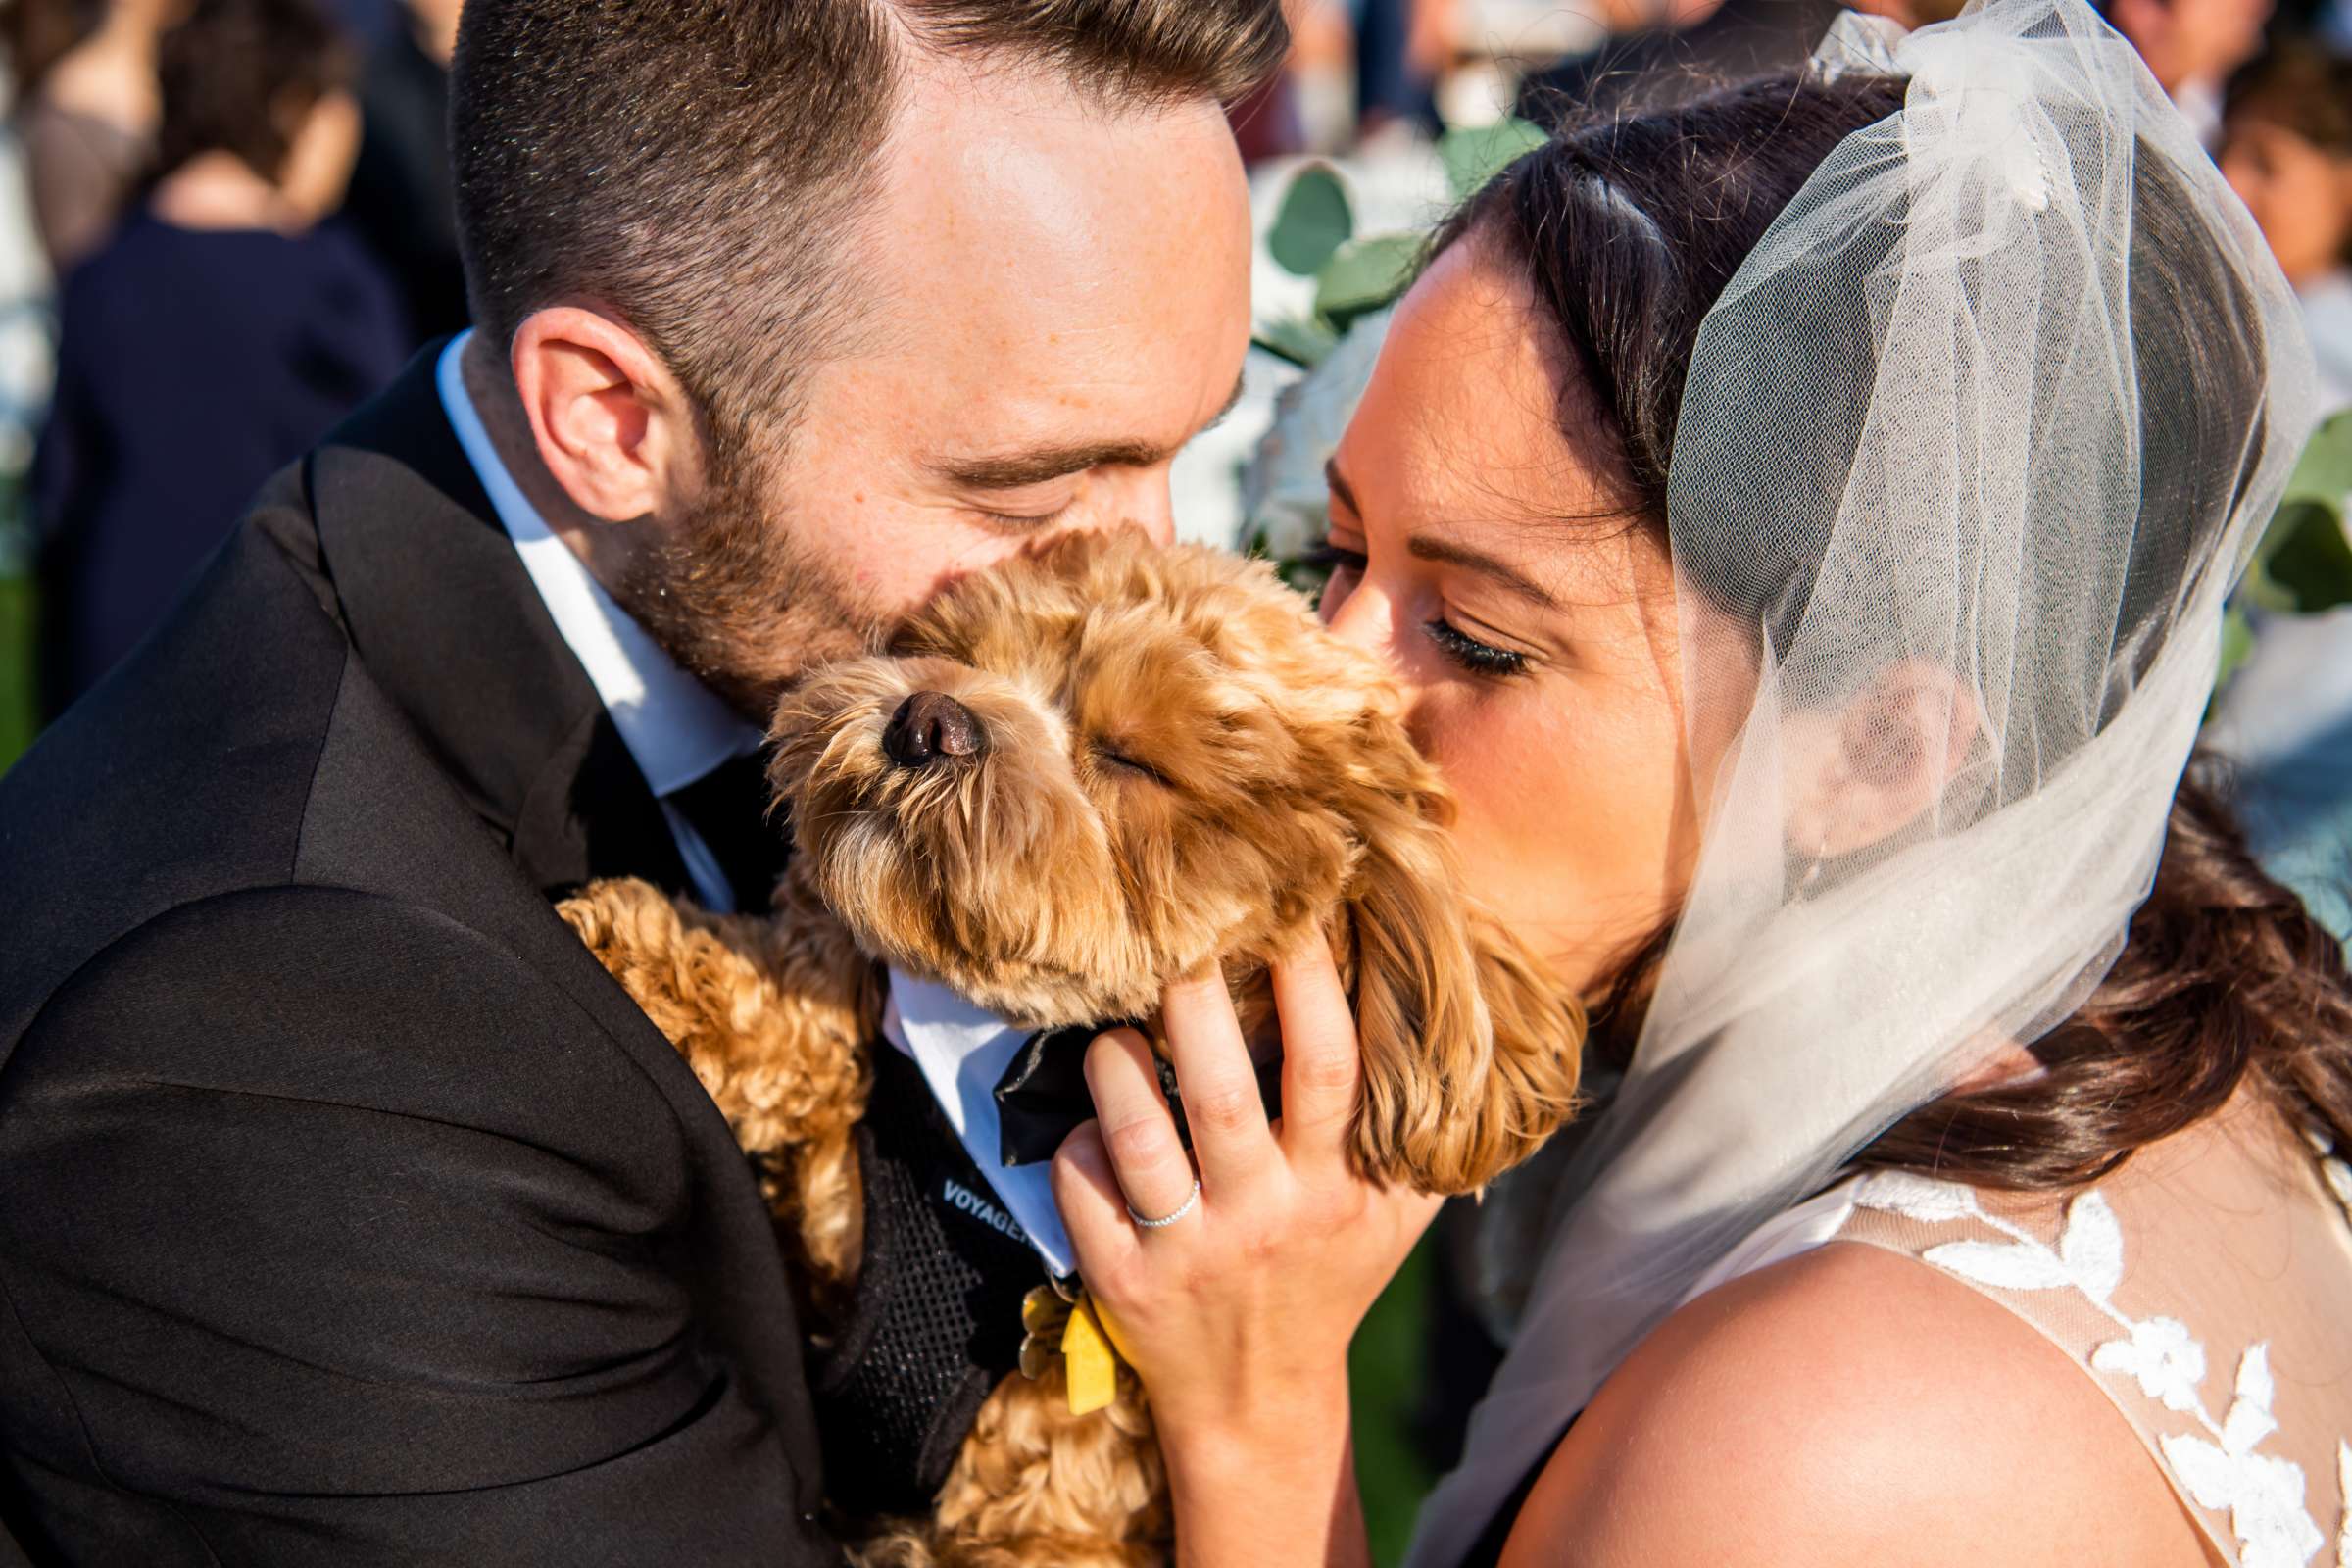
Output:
[1410, 701, 1528, 856]
[1393, 685, 1478, 773]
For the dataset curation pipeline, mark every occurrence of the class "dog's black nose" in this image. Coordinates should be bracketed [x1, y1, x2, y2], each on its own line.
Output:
[882, 691, 986, 767]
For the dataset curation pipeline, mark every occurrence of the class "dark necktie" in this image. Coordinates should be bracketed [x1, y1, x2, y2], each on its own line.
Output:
[666, 749, 792, 914]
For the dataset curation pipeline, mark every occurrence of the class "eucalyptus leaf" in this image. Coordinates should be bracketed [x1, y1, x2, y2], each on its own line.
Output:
[2253, 501, 2352, 615]
[1253, 315, 1341, 369]
[1439, 119, 1548, 200]
[2240, 414, 2352, 615]
[2281, 409, 2352, 515]
[1316, 233, 1421, 330]
[1268, 165, 1354, 278]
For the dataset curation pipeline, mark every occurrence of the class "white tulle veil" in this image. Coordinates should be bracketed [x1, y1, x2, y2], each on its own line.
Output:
[1408, 0, 2320, 1560]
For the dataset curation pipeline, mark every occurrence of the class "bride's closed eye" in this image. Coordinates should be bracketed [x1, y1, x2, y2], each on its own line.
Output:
[1300, 542, 1530, 678]
[1423, 615, 1527, 677]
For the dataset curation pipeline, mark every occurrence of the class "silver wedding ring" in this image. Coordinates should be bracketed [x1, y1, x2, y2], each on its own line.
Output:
[1126, 1178, 1201, 1230]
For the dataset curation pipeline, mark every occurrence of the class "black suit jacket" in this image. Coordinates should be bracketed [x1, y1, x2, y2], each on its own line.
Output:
[0, 351, 837, 1564]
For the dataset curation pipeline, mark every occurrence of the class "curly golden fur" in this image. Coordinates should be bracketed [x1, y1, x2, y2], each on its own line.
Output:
[559, 531, 1583, 1564]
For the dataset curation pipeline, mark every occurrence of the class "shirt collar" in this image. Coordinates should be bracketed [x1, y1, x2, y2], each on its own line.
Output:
[436, 331, 760, 799]
[880, 967, 1077, 1278]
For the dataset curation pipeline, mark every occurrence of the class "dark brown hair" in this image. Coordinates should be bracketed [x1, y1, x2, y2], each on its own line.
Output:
[449, 0, 1288, 462]
[1439, 73, 2352, 1190]
[155, 0, 353, 184]
[2225, 37, 2352, 155]
[3, 0, 104, 105]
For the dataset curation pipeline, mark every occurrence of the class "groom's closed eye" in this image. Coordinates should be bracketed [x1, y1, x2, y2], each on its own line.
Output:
[934, 444, 1149, 531]
[932, 373, 1249, 521]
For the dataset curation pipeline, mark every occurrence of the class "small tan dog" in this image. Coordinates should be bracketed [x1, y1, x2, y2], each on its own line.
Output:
[560, 530, 1582, 1566]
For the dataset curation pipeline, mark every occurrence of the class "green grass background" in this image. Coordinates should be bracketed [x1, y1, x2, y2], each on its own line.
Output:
[1353, 1240, 1438, 1564]
[1, 566, 32, 775]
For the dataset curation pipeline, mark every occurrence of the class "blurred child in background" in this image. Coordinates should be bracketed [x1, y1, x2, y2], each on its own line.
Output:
[32, 0, 404, 715]
[6, 0, 181, 273]
[2220, 41, 2352, 412]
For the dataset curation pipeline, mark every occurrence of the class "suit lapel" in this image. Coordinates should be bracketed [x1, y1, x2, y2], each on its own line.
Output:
[305, 346, 693, 901]
[289, 349, 825, 1489]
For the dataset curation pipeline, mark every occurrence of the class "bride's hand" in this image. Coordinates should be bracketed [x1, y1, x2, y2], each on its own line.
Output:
[1051, 940, 1442, 1460]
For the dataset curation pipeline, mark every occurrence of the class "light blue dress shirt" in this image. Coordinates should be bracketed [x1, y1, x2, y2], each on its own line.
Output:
[436, 331, 763, 911]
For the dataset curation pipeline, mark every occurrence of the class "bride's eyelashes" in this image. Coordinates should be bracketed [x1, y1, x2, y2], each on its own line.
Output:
[1302, 542, 1530, 677]
[1423, 615, 1528, 677]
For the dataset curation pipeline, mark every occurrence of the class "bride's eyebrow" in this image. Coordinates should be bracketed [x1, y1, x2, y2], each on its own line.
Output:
[1327, 458, 1558, 608]
[1406, 535, 1560, 611]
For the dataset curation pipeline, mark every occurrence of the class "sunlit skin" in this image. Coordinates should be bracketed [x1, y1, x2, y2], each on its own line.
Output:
[1054, 244, 2212, 1568]
[2221, 118, 2352, 287]
[747, 57, 1253, 623]
[1314, 240, 1701, 991]
[476, 50, 1255, 717]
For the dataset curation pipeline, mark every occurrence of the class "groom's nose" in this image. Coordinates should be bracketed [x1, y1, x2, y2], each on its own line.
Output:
[883, 691, 987, 767]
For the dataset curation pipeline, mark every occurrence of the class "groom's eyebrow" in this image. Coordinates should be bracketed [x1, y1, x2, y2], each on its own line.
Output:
[932, 373, 1248, 492]
[935, 440, 1167, 491]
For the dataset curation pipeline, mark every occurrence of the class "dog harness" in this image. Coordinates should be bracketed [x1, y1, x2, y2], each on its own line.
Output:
[808, 1044, 1049, 1519]
[810, 1010, 1285, 1519]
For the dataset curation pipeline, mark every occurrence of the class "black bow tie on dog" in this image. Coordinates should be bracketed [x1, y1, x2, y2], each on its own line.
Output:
[992, 1024, 1287, 1168]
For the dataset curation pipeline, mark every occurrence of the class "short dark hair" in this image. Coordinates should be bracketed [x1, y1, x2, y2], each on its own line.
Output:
[450, 0, 1289, 454]
[155, 0, 353, 183]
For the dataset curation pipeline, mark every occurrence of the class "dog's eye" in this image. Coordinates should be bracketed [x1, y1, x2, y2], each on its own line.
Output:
[1092, 742, 1171, 787]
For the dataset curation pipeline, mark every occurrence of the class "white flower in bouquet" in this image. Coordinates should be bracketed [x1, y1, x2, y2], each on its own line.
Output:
[1239, 307, 1392, 565]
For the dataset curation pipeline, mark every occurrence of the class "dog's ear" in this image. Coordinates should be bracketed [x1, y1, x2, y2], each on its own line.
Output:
[1339, 788, 1585, 1196]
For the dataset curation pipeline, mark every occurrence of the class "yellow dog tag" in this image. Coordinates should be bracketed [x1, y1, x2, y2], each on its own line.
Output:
[1060, 1297, 1118, 1415]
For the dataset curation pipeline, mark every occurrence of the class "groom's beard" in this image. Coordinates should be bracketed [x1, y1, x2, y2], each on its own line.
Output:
[610, 464, 886, 726]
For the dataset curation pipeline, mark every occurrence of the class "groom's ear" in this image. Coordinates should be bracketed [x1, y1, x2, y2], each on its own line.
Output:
[510, 306, 699, 524]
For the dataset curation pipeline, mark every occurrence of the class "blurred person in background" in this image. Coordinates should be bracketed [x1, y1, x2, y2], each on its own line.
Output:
[2106, 0, 2272, 142]
[1513, 0, 1847, 119]
[2220, 40, 2352, 411]
[0, 62, 56, 486]
[32, 0, 402, 713]
[1357, 0, 1445, 137]
[4, 0, 179, 273]
[339, 0, 466, 346]
[2202, 43, 2352, 953]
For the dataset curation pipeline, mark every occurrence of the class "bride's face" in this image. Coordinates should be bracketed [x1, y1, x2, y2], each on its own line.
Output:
[1318, 242, 1706, 995]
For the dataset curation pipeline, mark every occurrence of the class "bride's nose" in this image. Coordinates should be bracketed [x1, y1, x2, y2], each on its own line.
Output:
[1319, 567, 1393, 657]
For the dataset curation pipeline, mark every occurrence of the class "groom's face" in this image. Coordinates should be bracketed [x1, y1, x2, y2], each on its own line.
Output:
[619, 66, 1256, 718]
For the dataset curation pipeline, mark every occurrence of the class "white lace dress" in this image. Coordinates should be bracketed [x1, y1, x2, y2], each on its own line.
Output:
[1696, 1093, 2352, 1567]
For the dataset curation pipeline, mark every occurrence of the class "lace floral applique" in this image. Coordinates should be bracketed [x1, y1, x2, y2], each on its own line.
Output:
[2162, 1347, 2325, 1568]
[2301, 1123, 2352, 1226]
[1852, 1171, 2336, 1568]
